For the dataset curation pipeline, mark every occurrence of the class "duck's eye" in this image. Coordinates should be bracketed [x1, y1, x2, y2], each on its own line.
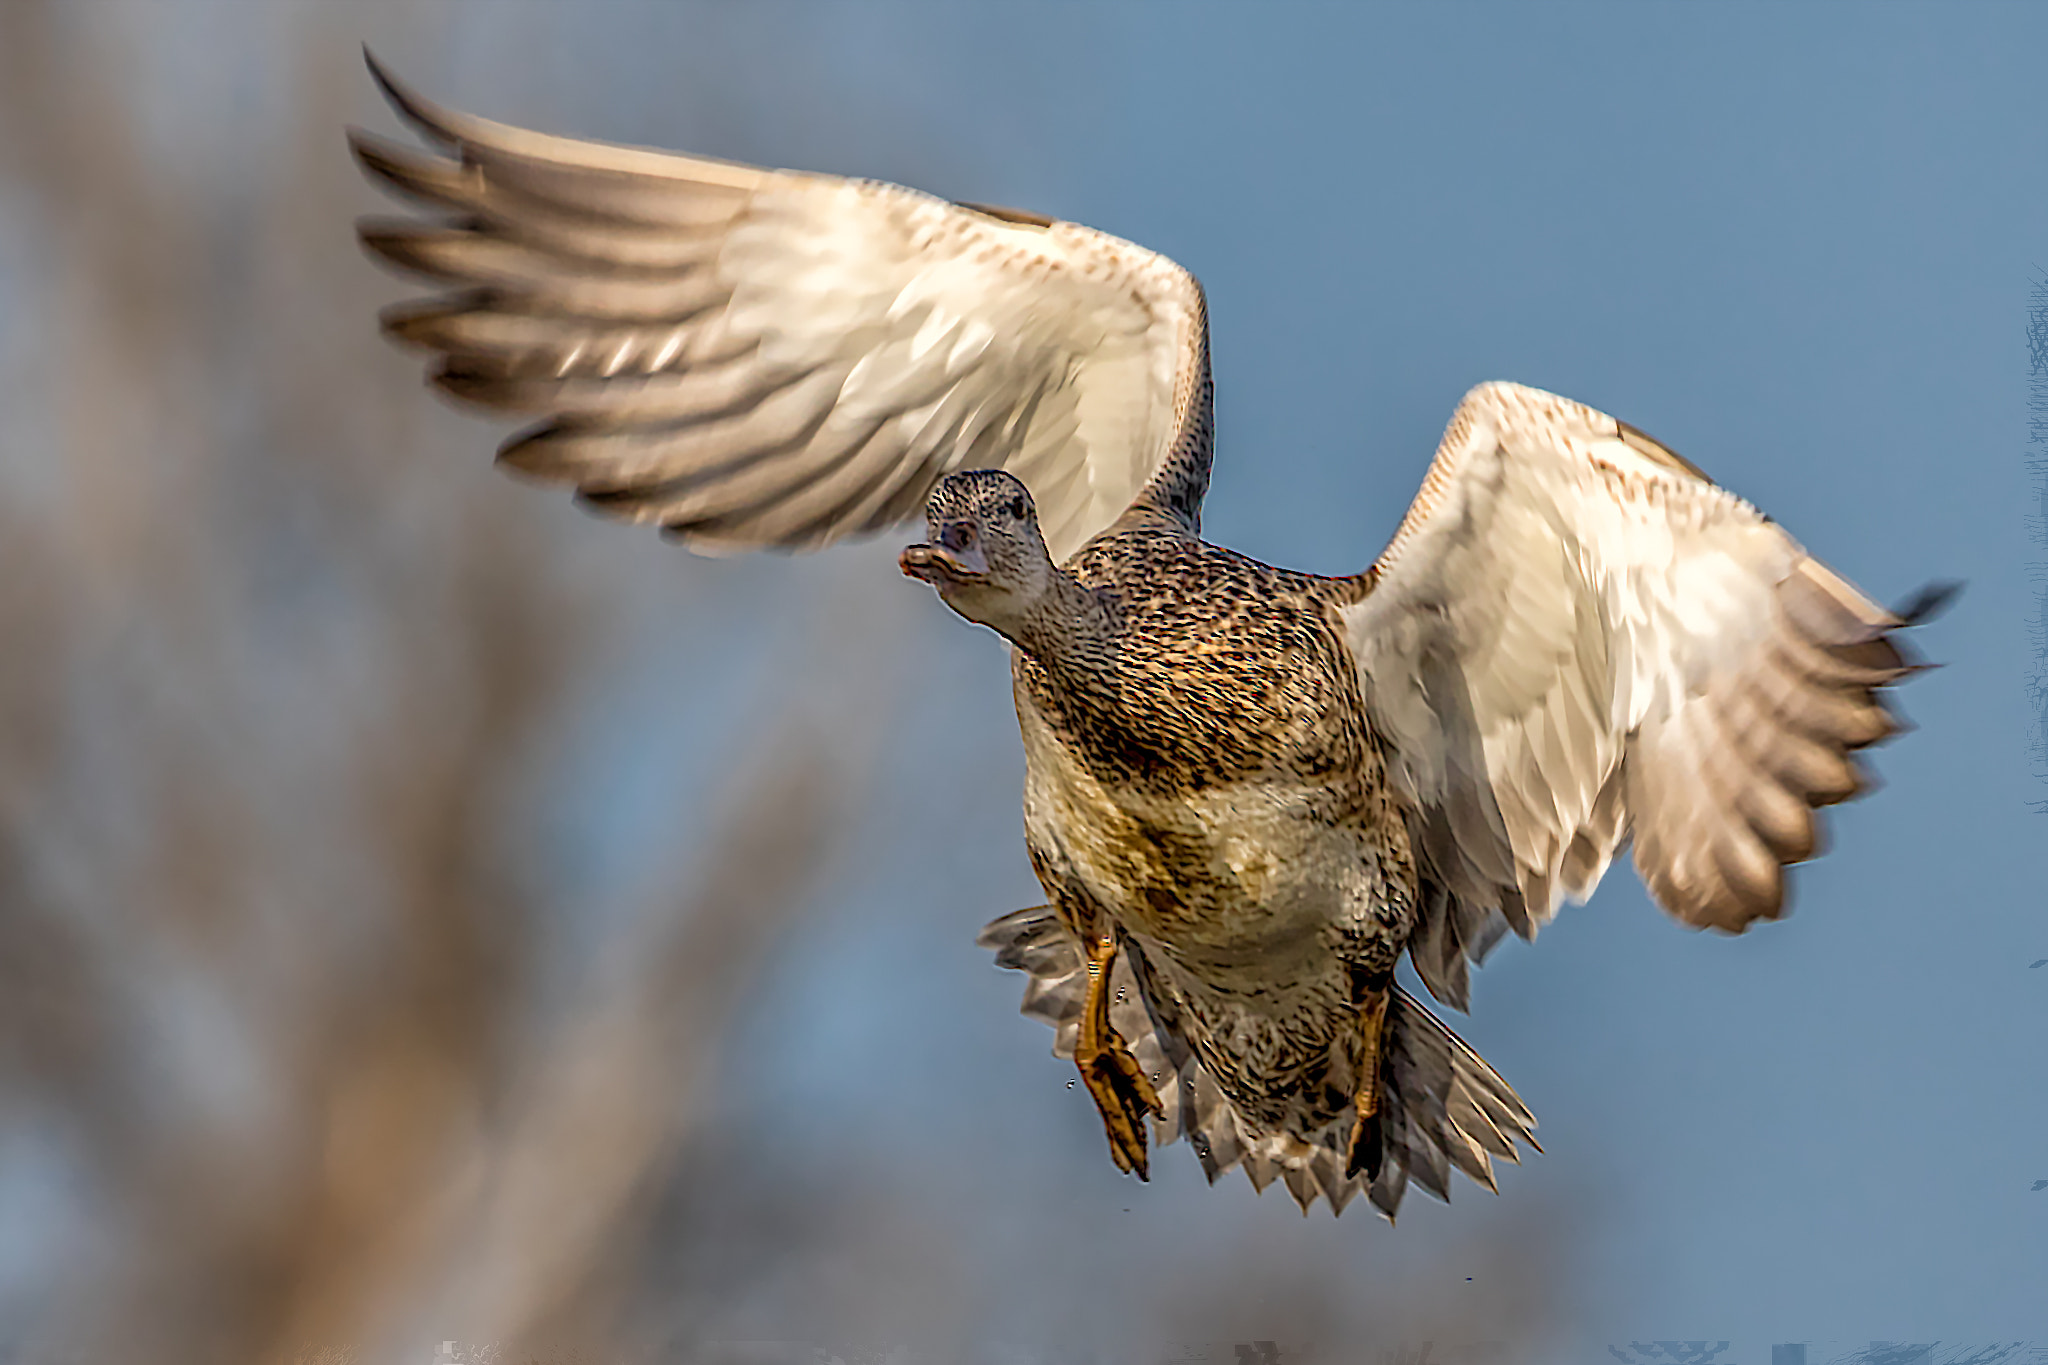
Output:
[1007, 495, 1028, 521]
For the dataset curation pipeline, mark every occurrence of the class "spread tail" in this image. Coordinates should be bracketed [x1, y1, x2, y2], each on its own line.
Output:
[978, 905, 1539, 1219]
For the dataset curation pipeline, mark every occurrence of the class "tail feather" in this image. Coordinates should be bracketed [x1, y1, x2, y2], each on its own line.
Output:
[1313, 1150, 1362, 1214]
[979, 905, 1541, 1219]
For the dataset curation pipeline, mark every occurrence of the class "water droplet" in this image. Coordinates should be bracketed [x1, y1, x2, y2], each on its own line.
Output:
[1065, 1079, 1075, 1089]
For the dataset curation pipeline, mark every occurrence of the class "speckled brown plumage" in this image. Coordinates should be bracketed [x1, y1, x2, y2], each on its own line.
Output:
[994, 516, 1456, 1212]
[1017, 533, 1371, 794]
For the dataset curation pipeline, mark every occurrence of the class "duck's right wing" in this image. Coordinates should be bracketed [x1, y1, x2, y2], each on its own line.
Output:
[349, 53, 1211, 562]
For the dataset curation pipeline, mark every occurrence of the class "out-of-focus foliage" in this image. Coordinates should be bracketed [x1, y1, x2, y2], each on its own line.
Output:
[0, 4, 1573, 1361]
[0, 3, 886, 1358]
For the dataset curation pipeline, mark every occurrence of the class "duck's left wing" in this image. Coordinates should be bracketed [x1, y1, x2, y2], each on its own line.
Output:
[1341, 382, 1937, 1011]
[348, 53, 1210, 562]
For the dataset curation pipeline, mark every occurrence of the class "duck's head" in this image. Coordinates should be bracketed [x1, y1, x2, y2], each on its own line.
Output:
[899, 469, 1054, 637]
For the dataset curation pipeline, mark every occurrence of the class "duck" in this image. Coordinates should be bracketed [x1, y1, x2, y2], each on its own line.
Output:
[349, 52, 1944, 1218]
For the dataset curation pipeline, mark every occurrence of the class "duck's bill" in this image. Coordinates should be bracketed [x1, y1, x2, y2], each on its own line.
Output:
[898, 542, 989, 584]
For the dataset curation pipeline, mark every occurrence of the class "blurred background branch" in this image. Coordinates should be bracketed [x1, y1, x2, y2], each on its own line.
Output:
[0, 3, 887, 1359]
[0, 4, 1578, 1362]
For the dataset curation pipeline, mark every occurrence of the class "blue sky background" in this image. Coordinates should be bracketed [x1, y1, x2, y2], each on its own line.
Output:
[4, 2, 2043, 1359]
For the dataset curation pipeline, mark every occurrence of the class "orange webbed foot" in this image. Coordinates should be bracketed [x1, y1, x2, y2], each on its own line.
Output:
[1077, 1035, 1163, 1178]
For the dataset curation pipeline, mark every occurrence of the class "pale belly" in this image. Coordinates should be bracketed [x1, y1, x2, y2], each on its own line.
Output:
[1016, 697, 1411, 992]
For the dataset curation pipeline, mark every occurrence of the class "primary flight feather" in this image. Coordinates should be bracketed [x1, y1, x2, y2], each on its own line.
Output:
[350, 52, 1938, 1218]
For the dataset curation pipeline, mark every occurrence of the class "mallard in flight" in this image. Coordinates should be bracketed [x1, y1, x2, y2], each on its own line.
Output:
[349, 54, 1940, 1218]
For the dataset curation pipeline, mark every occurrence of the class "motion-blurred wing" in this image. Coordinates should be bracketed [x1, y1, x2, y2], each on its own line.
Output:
[1343, 382, 1926, 1009]
[349, 54, 1210, 561]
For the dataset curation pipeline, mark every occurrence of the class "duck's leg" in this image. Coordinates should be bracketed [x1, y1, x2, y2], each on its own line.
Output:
[1345, 985, 1390, 1180]
[1075, 931, 1162, 1179]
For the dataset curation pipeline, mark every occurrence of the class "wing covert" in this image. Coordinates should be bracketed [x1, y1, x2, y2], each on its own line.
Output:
[1343, 382, 1928, 1009]
[349, 52, 1210, 561]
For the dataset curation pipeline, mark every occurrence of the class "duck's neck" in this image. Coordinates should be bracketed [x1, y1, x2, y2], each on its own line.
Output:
[1006, 569, 1116, 676]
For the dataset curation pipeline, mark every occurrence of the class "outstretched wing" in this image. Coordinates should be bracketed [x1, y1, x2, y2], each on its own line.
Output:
[348, 53, 1211, 561]
[1343, 382, 1929, 1010]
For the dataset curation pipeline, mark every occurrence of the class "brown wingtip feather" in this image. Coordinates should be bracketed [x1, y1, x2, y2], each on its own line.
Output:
[356, 219, 473, 283]
[349, 129, 480, 214]
[376, 293, 494, 352]
[362, 48, 461, 150]
[1632, 554, 1933, 935]
[955, 201, 1058, 229]
[1616, 420, 1714, 484]
[1891, 578, 1963, 627]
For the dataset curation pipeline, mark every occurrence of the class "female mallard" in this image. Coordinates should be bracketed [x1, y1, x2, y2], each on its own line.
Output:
[351, 55, 1939, 1218]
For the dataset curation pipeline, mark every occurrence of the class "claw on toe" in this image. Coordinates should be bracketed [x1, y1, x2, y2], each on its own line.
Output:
[1345, 1107, 1382, 1181]
[1080, 1043, 1163, 1179]
[1346, 986, 1390, 1182]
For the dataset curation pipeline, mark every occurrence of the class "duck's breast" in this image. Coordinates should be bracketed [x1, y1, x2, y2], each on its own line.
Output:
[1016, 685, 1404, 986]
